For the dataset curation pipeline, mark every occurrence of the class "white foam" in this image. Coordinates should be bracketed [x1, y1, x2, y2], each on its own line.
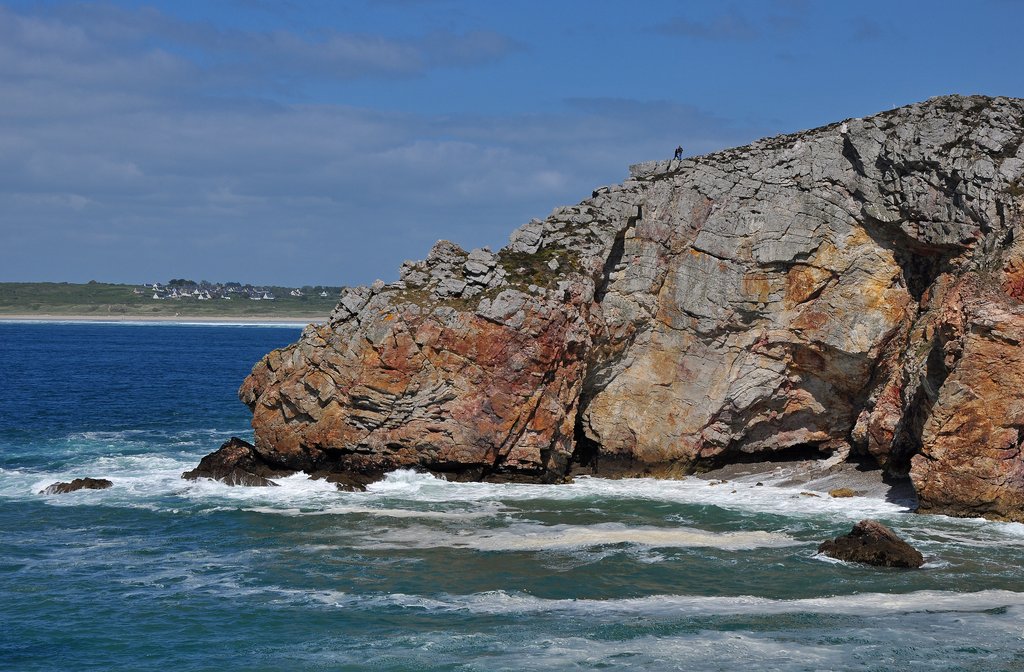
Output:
[357, 469, 911, 520]
[336, 588, 1024, 619]
[860, 512, 1024, 551]
[180, 471, 341, 507]
[244, 502, 504, 520]
[13, 457, 1024, 552]
[351, 521, 799, 552]
[172, 321, 309, 328]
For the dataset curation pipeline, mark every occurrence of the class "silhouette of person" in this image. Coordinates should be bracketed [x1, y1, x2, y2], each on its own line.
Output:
[674, 145, 683, 160]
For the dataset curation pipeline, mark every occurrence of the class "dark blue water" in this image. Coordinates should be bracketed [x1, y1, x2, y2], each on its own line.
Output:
[2, 322, 1024, 671]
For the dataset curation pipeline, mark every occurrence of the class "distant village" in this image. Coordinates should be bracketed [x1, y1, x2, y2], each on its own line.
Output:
[134, 280, 339, 302]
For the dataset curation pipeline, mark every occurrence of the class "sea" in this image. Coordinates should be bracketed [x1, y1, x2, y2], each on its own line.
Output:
[2, 322, 1024, 671]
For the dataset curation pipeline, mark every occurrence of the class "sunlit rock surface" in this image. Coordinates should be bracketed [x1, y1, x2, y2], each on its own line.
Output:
[231, 95, 1024, 519]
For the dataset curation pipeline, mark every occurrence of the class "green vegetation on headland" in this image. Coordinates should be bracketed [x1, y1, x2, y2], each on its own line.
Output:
[0, 281, 342, 320]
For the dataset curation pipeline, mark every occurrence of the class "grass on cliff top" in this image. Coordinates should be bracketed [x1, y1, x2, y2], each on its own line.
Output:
[1008, 179, 1024, 199]
[0, 282, 340, 318]
[388, 245, 584, 311]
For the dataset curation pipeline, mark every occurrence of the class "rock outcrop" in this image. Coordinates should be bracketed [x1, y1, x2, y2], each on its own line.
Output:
[222, 95, 1024, 520]
[182, 437, 286, 487]
[41, 477, 113, 495]
[819, 519, 924, 568]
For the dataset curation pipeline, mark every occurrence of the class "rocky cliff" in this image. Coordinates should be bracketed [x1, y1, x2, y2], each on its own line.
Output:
[230, 95, 1024, 520]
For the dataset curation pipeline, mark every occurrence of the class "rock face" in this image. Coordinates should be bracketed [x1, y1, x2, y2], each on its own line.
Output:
[231, 95, 1024, 519]
[819, 519, 924, 568]
[41, 477, 113, 495]
[910, 283, 1024, 520]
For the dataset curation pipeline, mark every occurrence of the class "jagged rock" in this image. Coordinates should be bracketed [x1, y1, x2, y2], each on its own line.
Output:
[330, 287, 371, 323]
[464, 248, 496, 275]
[435, 277, 467, 298]
[819, 519, 924, 568]
[40, 477, 112, 495]
[182, 437, 287, 487]
[222, 95, 1024, 518]
[399, 260, 429, 286]
[508, 220, 544, 254]
[426, 240, 467, 267]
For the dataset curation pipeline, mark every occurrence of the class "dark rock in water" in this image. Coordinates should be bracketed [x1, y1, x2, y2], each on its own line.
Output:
[309, 470, 376, 492]
[182, 437, 289, 487]
[41, 477, 113, 495]
[819, 519, 924, 568]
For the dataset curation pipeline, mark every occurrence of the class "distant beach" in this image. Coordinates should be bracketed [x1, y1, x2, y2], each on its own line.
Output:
[0, 313, 318, 325]
[0, 281, 339, 325]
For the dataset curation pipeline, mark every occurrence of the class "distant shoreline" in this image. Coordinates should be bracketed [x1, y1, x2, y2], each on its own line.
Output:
[0, 313, 320, 325]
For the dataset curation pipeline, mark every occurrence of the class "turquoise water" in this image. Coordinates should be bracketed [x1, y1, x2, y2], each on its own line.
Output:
[2, 322, 1024, 671]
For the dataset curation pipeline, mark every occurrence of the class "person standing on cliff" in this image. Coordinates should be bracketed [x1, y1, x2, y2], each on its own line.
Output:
[674, 145, 683, 160]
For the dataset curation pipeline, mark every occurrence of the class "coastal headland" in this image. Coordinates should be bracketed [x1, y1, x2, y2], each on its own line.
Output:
[195, 95, 1024, 520]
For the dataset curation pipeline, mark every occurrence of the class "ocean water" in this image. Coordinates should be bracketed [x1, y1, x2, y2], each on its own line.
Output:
[2, 323, 1024, 671]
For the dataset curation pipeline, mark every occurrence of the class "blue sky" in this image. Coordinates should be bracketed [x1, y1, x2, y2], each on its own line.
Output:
[2, 0, 1023, 286]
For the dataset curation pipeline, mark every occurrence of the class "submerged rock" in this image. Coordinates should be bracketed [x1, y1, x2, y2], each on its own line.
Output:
[818, 519, 924, 568]
[216, 94, 1024, 519]
[40, 477, 113, 495]
[309, 470, 376, 492]
[182, 437, 288, 487]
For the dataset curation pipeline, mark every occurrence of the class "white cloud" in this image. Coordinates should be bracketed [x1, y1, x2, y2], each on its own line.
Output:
[0, 3, 760, 286]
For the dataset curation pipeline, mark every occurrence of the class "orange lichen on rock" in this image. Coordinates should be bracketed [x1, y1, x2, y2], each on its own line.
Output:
[911, 282, 1024, 521]
[1001, 256, 1024, 301]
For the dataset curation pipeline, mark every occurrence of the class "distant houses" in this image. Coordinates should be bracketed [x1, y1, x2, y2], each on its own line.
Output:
[138, 280, 338, 303]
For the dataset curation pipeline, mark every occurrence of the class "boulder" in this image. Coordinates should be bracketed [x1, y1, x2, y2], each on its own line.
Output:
[818, 519, 924, 568]
[40, 477, 113, 495]
[182, 437, 287, 487]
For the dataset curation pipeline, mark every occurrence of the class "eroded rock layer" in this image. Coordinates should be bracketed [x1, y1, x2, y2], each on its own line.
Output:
[236, 95, 1024, 518]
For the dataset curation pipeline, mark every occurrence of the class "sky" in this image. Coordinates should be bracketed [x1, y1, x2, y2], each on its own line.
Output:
[2, 0, 1023, 287]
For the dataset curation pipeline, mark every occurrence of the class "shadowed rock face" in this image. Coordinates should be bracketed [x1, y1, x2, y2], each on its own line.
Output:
[232, 95, 1024, 519]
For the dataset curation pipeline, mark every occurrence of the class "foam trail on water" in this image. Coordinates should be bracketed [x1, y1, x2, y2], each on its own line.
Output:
[243, 503, 505, 520]
[357, 469, 912, 520]
[351, 521, 799, 552]
[325, 588, 1024, 618]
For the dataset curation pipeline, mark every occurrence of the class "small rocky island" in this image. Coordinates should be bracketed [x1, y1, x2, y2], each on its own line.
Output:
[819, 519, 925, 568]
[190, 95, 1024, 522]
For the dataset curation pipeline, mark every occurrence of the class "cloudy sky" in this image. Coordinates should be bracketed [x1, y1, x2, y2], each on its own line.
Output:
[3, 0, 1023, 286]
